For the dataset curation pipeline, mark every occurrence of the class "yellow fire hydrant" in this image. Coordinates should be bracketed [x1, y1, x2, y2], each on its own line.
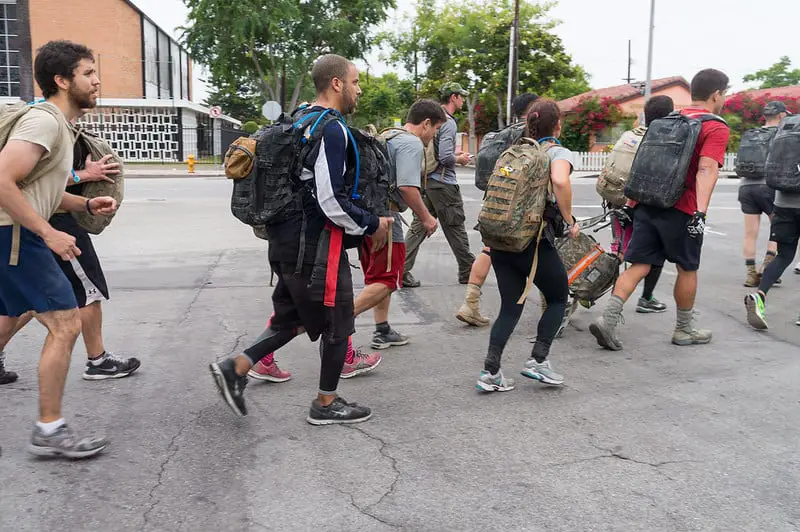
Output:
[187, 154, 196, 174]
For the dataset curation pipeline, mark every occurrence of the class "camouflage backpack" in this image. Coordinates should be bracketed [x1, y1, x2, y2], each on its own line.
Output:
[477, 138, 553, 302]
[555, 233, 620, 306]
[596, 127, 645, 207]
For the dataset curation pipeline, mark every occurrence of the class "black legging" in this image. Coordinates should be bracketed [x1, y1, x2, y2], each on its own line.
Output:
[485, 237, 569, 374]
[759, 241, 797, 294]
[642, 265, 663, 300]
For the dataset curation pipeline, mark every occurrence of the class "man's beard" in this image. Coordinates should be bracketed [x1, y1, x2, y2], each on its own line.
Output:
[69, 86, 96, 110]
[342, 86, 357, 115]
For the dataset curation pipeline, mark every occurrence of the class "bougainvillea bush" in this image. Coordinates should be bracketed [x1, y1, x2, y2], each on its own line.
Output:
[560, 97, 626, 152]
[723, 93, 799, 151]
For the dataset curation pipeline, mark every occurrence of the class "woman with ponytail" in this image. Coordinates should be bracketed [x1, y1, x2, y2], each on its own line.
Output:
[476, 99, 579, 392]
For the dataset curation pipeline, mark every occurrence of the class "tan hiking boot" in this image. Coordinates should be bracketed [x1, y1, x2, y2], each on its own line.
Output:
[744, 265, 761, 287]
[456, 283, 490, 327]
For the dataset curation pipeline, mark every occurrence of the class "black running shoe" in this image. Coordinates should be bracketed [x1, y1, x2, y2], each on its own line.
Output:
[209, 358, 248, 416]
[82, 353, 141, 380]
[0, 351, 18, 384]
[306, 397, 372, 426]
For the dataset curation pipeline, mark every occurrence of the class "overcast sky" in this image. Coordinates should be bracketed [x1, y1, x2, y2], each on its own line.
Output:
[132, 0, 800, 107]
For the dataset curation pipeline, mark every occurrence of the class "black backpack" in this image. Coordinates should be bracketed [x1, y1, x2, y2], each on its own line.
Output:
[475, 122, 526, 191]
[230, 108, 335, 228]
[345, 127, 391, 218]
[625, 111, 727, 209]
[765, 116, 800, 193]
[736, 126, 778, 179]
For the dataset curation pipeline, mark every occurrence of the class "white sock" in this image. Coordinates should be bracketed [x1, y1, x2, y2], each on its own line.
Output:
[36, 418, 66, 436]
[89, 352, 107, 366]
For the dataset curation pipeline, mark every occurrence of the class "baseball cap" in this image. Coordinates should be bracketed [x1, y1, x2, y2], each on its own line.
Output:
[763, 101, 791, 116]
[439, 82, 469, 99]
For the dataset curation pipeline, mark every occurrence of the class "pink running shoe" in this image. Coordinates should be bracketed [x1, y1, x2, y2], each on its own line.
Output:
[340, 346, 381, 379]
[248, 359, 292, 383]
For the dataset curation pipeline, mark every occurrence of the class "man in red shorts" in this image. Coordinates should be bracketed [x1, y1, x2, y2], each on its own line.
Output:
[248, 99, 445, 381]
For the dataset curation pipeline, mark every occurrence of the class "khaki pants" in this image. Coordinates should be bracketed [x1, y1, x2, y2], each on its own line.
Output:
[404, 179, 475, 279]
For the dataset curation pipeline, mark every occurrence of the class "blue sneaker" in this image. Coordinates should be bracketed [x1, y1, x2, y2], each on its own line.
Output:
[476, 370, 515, 392]
[520, 359, 564, 386]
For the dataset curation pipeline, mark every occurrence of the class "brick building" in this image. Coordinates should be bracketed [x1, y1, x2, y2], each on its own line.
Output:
[4, 0, 239, 162]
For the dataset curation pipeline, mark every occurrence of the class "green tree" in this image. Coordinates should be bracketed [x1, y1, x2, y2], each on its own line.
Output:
[743, 56, 800, 89]
[182, 0, 395, 113]
[202, 73, 262, 122]
[383, 0, 590, 148]
[351, 73, 416, 129]
[543, 65, 592, 101]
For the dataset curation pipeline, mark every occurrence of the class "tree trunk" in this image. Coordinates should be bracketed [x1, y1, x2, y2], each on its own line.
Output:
[247, 42, 275, 102]
[495, 93, 505, 130]
[289, 75, 305, 112]
[467, 93, 478, 154]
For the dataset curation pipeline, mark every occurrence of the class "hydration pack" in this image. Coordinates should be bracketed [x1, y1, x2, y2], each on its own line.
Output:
[475, 122, 526, 191]
[596, 127, 645, 207]
[345, 127, 391, 218]
[736, 126, 778, 179]
[625, 111, 727, 208]
[765, 116, 800, 193]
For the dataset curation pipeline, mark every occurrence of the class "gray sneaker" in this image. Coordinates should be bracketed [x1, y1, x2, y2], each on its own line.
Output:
[636, 296, 667, 314]
[29, 423, 109, 459]
[371, 328, 409, 350]
[520, 359, 564, 386]
[589, 316, 623, 351]
[476, 370, 515, 392]
[672, 322, 713, 346]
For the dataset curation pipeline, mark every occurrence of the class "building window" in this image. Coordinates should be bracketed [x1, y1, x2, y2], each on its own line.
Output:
[157, 31, 170, 99]
[0, 0, 19, 98]
[180, 49, 189, 100]
[143, 19, 158, 98]
[170, 42, 180, 99]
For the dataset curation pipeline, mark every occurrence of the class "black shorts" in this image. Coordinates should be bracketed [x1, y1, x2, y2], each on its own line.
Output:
[49, 213, 110, 308]
[738, 184, 775, 215]
[269, 255, 355, 344]
[625, 205, 703, 271]
[769, 206, 800, 246]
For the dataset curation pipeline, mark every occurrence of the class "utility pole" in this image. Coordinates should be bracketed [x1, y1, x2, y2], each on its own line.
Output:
[506, 0, 520, 125]
[624, 40, 634, 84]
[413, 24, 419, 94]
[644, 0, 655, 100]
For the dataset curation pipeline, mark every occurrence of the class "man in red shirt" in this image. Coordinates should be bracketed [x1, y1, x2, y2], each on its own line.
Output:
[590, 69, 731, 350]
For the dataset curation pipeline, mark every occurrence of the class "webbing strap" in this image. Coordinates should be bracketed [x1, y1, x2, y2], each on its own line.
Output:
[517, 221, 547, 305]
[385, 230, 393, 273]
[9, 224, 20, 266]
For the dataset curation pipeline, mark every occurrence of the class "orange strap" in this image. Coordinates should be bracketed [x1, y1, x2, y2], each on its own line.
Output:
[567, 246, 603, 285]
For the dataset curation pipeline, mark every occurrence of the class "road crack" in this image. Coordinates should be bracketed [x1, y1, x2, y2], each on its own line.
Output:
[588, 439, 699, 481]
[177, 251, 225, 327]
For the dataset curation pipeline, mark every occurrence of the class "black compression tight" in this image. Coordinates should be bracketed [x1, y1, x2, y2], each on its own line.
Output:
[642, 265, 663, 300]
[759, 241, 797, 294]
[485, 238, 569, 374]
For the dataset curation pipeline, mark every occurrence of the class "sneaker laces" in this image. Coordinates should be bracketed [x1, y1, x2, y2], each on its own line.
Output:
[102, 352, 128, 365]
[352, 346, 371, 361]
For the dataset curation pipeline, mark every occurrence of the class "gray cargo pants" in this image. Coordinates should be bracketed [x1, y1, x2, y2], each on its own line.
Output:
[404, 179, 475, 280]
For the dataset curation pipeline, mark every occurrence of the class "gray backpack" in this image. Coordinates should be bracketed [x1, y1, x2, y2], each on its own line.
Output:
[765, 116, 800, 192]
[736, 127, 778, 179]
[475, 122, 526, 191]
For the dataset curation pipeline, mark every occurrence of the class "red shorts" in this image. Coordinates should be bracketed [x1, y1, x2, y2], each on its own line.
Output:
[359, 238, 406, 291]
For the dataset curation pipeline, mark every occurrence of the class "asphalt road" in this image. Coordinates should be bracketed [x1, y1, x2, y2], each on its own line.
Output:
[1, 169, 799, 532]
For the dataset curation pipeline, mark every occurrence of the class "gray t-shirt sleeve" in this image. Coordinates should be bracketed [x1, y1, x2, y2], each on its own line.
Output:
[547, 145, 575, 173]
[437, 117, 457, 169]
[392, 134, 424, 188]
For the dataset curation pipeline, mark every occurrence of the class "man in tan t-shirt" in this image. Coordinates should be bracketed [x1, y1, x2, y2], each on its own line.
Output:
[0, 40, 118, 459]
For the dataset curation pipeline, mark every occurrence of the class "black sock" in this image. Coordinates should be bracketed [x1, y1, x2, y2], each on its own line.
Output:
[375, 321, 390, 334]
[88, 351, 106, 361]
[745, 258, 756, 266]
[766, 251, 777, 257]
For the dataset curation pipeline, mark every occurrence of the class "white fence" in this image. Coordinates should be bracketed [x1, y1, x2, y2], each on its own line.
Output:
[574, 152, 738, 173]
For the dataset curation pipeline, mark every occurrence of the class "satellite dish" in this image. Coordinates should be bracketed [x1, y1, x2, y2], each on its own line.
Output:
[262, 101, 282, 121]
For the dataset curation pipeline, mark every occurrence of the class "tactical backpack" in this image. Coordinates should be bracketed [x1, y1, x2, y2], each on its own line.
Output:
[475, 122, 526, 191]
[555, 233, 620, 307]
[625, 111, 727, 209]
[345, 127, 391, 218]
[477, 138, 553, 303]
[736, 126, 778, 179]
[70, 125, 125, 235]
[378, 128, 424, 213]
[596, 127, 645, 207]
[227, 108, 337, 228]
[765, 115, 800, 193]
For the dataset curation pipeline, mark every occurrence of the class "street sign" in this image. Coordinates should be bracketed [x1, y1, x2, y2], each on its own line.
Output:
[208, 105, 222, 118]
[262, 101, 282, 121]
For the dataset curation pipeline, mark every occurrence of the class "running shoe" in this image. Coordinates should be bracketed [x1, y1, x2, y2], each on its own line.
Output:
[306, 397, 372, 425]
[744, 293, 768, 330]
[636, 296, 667, 314]
[29, 423, 109, 459]
[0, 351, 18, 385]
[340, 347, 381, 379]
[82, 352, 141, 380]
[795, 313, 800, 327]
[209, 358, 248, 416]
[795, 263, 800, 275]
[247, 359, 292, 382]
[520, 359, 564, 386]
[371, 328, 409, 350]
[476, 370, 515, 392]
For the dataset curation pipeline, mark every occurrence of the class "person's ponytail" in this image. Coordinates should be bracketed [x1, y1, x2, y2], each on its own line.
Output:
[525, 100, 561, 140]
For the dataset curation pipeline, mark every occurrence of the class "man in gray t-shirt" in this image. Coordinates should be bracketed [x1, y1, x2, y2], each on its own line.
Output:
[403, 82, 476, 288]
[352, 100, 445, 349]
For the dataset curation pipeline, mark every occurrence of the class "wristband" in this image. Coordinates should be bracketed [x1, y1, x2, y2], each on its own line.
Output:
[85, 199, 93, 215]
[72, 169, 80, 183]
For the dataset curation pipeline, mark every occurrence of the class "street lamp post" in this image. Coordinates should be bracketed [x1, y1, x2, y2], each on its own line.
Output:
[644, 0, 655, 101]
[506, 0, 520, 126]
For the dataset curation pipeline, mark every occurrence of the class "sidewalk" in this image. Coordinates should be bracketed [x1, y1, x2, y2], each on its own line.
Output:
[125, 163, 225, 178]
